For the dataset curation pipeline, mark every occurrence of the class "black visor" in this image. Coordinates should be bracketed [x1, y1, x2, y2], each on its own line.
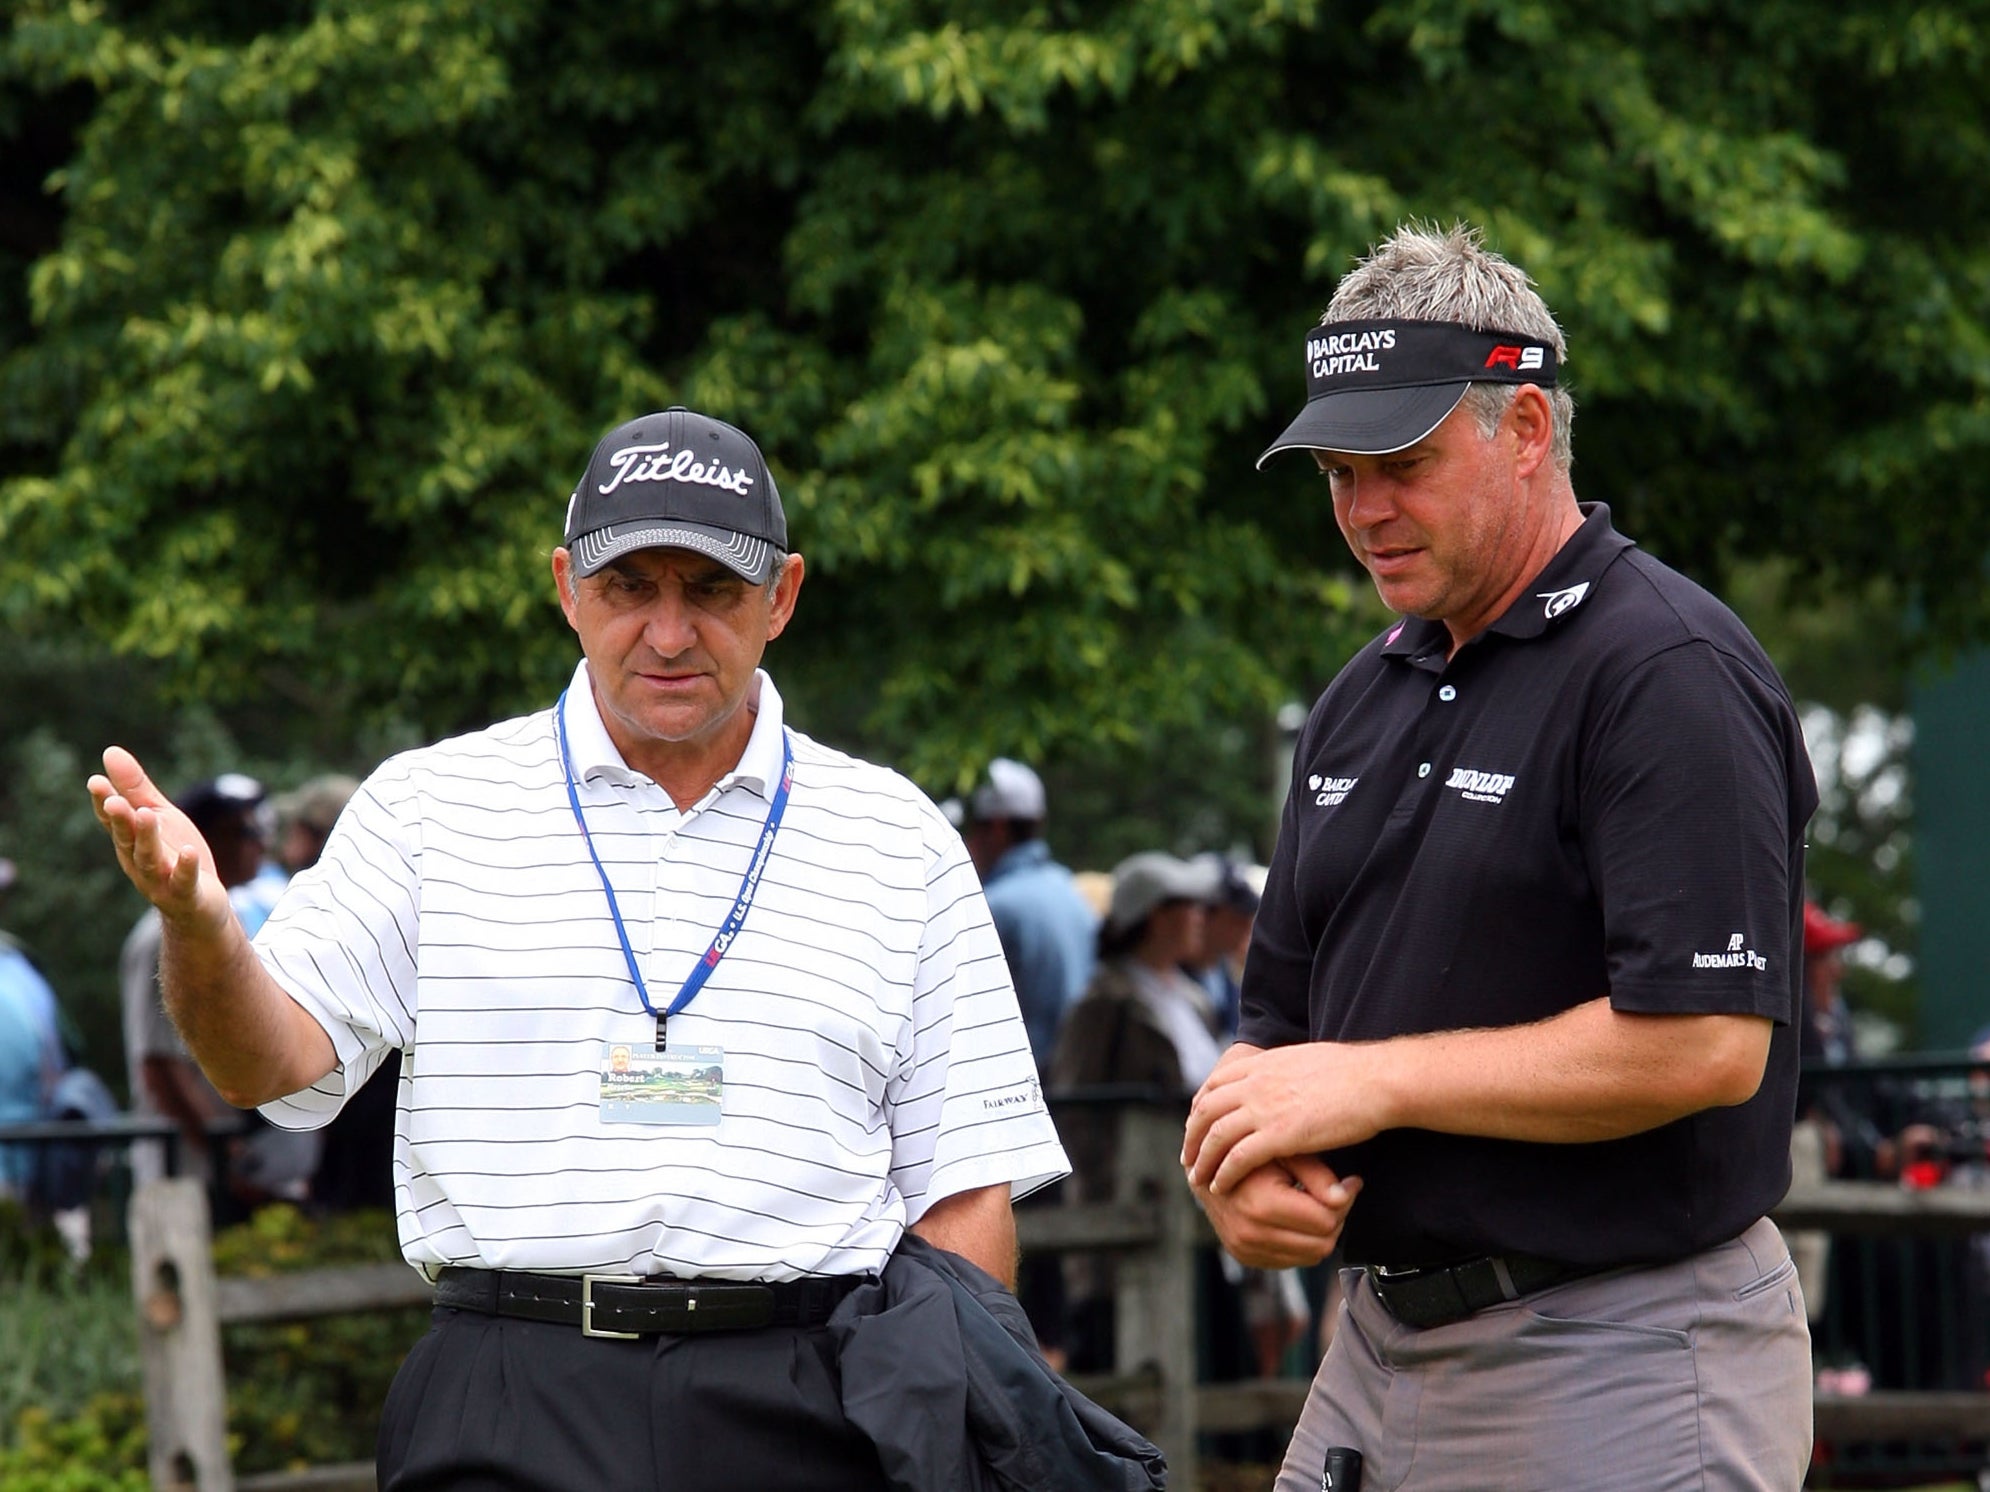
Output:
[1257, 319, 1560, 464]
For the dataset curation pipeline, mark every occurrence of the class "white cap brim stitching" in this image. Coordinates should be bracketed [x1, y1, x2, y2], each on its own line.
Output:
[571, 524, 773, 583]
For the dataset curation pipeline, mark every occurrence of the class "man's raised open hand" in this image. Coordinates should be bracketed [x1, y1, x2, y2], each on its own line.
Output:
[88, 746, 232, 929]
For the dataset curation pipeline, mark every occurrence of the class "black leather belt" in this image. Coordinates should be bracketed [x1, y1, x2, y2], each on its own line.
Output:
[1366, 1252, 1605, 1330]
[433, 1266, 864, 1339]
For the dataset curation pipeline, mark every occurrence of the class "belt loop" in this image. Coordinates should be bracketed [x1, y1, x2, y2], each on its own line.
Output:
[1489, 1256, 1520, 1302]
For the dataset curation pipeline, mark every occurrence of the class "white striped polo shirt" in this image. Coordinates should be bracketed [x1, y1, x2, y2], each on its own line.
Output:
[255, 663, 1068, 1280]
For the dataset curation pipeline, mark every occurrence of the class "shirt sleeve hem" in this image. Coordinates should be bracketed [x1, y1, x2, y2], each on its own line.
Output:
[1607, 980, 1792, 1022]
[1236, 1015, 1310, 1049]
[907, 1142, 1073, 1222]
[254, 955, 380, 1129]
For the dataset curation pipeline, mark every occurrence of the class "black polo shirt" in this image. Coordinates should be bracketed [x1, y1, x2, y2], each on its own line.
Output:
[1239, 505, 1818, 1269]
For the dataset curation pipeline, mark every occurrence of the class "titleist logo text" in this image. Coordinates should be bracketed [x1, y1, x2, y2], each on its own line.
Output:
[600, 443, 755, 497]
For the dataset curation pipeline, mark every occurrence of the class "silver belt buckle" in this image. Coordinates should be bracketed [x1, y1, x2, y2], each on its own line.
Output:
[580, 1273, 645, 1339]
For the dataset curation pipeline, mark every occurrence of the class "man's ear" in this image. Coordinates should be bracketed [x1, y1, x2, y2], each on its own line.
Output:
[1507, 385, 1554, 480]
[765, 553, 806, 642]
[551, 548, 581, 632]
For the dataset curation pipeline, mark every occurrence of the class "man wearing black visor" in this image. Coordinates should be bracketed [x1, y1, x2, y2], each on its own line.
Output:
[1182, 225, 1817, 1490]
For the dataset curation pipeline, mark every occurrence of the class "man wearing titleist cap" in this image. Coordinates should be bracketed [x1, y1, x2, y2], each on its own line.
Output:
[1181, 225, 1817, 1490]
[87, 408, 1144, 1490]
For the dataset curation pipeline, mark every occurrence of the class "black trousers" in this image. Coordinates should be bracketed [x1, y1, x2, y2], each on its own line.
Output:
[378, 1306, 891, 1492]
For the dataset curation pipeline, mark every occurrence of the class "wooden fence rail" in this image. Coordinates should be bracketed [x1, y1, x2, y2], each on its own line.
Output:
[127, 1106, 1990, 1492]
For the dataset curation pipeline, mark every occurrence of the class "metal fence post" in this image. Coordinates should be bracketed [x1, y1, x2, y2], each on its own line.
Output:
[129, 1178, 235, 1492]
[1113, 1103, 1200, 1489]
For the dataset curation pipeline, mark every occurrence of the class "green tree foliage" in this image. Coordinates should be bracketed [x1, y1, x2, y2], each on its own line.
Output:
[2, 0, 1986, 791]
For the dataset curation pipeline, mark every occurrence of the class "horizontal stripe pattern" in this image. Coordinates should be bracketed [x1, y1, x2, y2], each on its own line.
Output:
[258, 665, 1066, 1279]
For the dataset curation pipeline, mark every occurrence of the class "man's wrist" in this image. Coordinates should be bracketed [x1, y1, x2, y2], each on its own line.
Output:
[1350, 1038, 1407, 1134]
[160, 894, 243, 945]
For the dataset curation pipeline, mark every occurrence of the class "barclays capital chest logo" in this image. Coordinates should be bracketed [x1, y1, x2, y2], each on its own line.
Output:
[1307, 773, 1358, 807]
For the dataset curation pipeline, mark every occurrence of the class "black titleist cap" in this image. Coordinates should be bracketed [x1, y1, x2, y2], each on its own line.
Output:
[1257, 318, 1560, 465]
[564, 408, 788, 583]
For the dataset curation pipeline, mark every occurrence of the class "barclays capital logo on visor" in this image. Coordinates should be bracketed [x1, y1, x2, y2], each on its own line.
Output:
[1307, 328, 1397, 380]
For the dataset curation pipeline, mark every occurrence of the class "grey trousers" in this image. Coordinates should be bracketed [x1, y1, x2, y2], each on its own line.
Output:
[1275, 1218, 1813, 1492]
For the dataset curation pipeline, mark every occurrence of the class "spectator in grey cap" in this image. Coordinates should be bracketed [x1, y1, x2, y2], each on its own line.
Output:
[963, 758, 1097, 1074]
[1050, 851, 1224, 1369]
[273, 774, 362, 877]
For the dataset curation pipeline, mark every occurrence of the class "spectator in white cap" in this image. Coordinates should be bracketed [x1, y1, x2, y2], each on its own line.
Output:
[960, 757, 1097, 1367]
[963, 758, 1097, 1075]
[273, 774, 362, 876]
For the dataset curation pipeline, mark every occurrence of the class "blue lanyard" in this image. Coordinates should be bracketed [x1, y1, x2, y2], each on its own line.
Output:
[556, 687, 794, 1038]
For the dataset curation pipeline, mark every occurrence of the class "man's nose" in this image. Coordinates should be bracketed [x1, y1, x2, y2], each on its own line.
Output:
[641, 588, 699, 655]
[1339, 472, 1398, 527]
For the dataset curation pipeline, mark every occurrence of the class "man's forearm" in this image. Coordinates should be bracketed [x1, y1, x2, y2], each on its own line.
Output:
[1363, 997, 1772, 1143]
[159, 911, 336, 1109]
[1187, 997, 1775, 1194]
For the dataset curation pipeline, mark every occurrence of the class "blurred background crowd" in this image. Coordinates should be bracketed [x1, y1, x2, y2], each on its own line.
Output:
[5, 742, 1988, 1421]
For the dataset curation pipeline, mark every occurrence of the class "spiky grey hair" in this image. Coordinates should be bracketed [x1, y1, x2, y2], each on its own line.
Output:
[1324, 223, 1575, 471]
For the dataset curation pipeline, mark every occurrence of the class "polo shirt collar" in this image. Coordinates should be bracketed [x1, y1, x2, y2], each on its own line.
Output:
[562, 662, 786, 801]
[1377, 612, 1449, 663]
[1376, 502, 1635, 661]
[1483, 502, 1634, 643]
